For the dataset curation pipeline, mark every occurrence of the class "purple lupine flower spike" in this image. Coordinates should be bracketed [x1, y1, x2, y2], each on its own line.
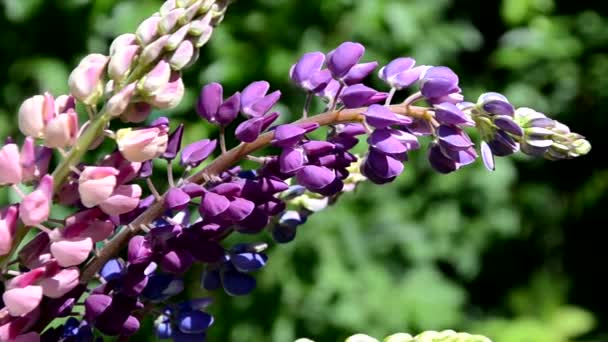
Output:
[162, 123, 184, 160]
[327, 41, 365, 79]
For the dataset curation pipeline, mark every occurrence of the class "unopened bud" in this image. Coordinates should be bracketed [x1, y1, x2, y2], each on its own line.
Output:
[44, 109, 78, 148]
[120, 102, 153, 123]
[19, 175, 53, 226]
[148, 72, 185, 109]
[107, 83, 137, 117]
[0, 144, 22, 185]
[138, 60, 171, 96]
[0, 205, 19, 256]
[17, 93, 55, 138]
[136, 16, 162, 46]
[140, 35, 170, 65]
[68, 54, 109, 105]
[159, 8, 185, 34]
[108, 45, 140, 82]
[160, 0, 177, 16]
[166, 24, 191, 51]
[169, 40, 194, 70]
[110, 33, 137, 55]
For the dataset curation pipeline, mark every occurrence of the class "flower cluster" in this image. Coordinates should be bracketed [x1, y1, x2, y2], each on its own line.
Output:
[0, 0, 591, 341]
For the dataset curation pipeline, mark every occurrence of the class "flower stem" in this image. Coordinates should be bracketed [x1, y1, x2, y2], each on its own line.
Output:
[219, 126, 227, 154]
[78, 104, 430, 283]
[303, 93, 312, 119]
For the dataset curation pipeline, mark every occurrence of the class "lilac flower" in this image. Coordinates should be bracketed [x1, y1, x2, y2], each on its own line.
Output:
[340, 84, 387, 108]
[290, 52, 332, 93]
[235, 112, 279, 143]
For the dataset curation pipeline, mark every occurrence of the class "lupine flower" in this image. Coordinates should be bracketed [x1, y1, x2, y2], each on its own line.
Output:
[290, 52, 332, 92]
[108, 44, 140, 82]
[0, 205, 19, 256]
[271, 210, 306, 243]
[378, 57, 428, 90]
[106, 83, 137, 117]
[419, 66, 460, 99]
[340, 84, 387, 108]
[116, 125, 169, 162]
[148, 72, 185, 109]
[235, 112, 279, 143]
[327, 41, 365, 79]
[180, 139, 217, 167]
[68, 54, 109, 105]
[78, 166, 119, 208]
[196, 82, 241, 126]
[17, 93, 55, 138]
[240, 81, 281, 118]
[121, 102, 153, 123]
[20, 137, 52, 184]
[19, 175, 53, 226]
[0, 143, 22, 185]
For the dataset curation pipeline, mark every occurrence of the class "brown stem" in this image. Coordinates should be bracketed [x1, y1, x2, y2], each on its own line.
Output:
[79, 104, 430, 283]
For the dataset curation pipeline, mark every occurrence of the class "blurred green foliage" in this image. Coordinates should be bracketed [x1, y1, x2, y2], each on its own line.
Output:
[0, 0, 606, 341]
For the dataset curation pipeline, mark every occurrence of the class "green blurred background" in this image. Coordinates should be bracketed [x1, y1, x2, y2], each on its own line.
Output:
[1, 0, 607, 341]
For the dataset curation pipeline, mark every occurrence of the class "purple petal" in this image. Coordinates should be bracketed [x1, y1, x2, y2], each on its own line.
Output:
[220, 269, 256, 296]
[165, 188, 191, 211]
[380, 57, 416, 81]
[223, 197, 255, 222]
[365, 150, 404, 180]
[494, 115, 523, 137]
[217, 92, 240, 126]
[480, 141, 495, 171]
[161, 250, 193, 274]
[178, 311, 214, 334]
[279, 147, 305, 174]
[162, 124, 184, 160]
[368, 129, 408, 156]
[231, 252, 267, 273]
[249, 91, 281, 117]
[343, 61, 379, 85]
[181, 139, 217, 167]
[340, 84, 378, 108]
[235, 117, 265, 143]
[434, 102, 473, 126]
[437, 125, 473, 150]
[196, 83, 223, 123]
[290, 52, 325, 85]
[271, 123, 318, 148]
[428, 142, 458, 174]
[296, 165, 336, 190]
[241, 81, 269, 111]
[364, 104, 412, 129]
[327, 42, 365, 78]
[420, 66, 459, 99]
[200, 192, 230, 217]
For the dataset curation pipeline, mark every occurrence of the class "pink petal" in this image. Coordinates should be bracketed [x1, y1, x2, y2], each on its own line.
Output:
[50, 238, 93, 267]
[39, 267, 80, 298]
[2, 286, 43, 316]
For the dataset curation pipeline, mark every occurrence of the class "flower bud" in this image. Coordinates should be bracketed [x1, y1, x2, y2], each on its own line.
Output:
[169, 40, 195, 70]
[107, 83, 137, 117]
[136, 16, 162, 46]
[166, 24, 191, 51]
[0, 205, 19, 256]
[117, 126, 169, 162]
[0, 144, 23, 185]
[327, 42, 365, 79]
[43, 109, 78, 148]
[160, 0, 177, 16]
[419, 66, 459, 99]
[68, 54, 109, 105]
[159, 8, 185, 34]
[148, 73, 185, 109]
[78, 167, 119, 208]
[18, 93, 55, 138]
[138, 60, 171, 96]
[20, 137, 52, 183]
[54, 94, 76, 113]
[140, 35, 170, 66]
[108, 45, 139, 82]
[110, 34, 137, 56]
[19, 175, 53, 226]
[120, 102, 153, 123]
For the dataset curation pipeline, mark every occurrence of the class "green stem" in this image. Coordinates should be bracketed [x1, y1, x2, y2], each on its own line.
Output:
[51, 111, 111, 193]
